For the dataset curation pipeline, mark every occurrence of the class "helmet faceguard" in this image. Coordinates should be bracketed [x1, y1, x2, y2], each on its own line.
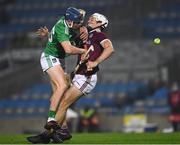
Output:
[91, 13, 108, 29]
[79, 9, 86, 24]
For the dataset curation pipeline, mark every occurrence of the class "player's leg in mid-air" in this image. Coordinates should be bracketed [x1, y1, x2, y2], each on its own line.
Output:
[50, 74, 97, 143]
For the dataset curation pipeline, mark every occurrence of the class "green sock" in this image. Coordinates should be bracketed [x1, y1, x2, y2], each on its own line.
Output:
[48, 110, 56, 118]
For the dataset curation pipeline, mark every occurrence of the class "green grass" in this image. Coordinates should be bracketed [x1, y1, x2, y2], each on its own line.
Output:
[0, 133, 180, 144]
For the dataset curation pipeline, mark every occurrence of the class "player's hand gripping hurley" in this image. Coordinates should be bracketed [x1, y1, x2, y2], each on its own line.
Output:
[71, 45, 94, 79]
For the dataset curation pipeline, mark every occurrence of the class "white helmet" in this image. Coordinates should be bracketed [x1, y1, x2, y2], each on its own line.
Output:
[91, 13, 108, 28]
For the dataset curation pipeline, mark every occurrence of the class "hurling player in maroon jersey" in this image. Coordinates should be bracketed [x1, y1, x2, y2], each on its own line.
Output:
[53, 13, 114, 142]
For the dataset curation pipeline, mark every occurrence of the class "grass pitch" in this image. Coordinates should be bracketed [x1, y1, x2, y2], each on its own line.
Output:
[0, 133, 179, 144]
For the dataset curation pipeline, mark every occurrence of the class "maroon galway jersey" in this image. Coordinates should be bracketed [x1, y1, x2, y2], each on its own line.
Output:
[76, 30, 108, 76]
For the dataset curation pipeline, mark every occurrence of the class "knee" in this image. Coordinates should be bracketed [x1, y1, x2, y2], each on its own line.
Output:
[56, 81, 68, 92]
[62, 83, 68, 91]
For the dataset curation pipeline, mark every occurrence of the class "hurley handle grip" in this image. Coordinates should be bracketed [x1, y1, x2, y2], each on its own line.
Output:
[73, 45, 94, 74]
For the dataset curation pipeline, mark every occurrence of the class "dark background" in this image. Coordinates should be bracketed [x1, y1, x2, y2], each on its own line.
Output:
[0, 0, 180, 133]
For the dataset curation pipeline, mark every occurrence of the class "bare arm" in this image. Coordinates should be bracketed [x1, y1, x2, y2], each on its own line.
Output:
[36, 26, 86, 55]
[36, 27, 85, 54]
[96, 39, 114, 64]
[61, 41, 86, 55]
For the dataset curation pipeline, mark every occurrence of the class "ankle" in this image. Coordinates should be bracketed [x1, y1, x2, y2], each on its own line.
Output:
[44, 120, 61, 130]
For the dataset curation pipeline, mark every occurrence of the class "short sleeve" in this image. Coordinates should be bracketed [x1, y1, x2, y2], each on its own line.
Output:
[97, 32, 108, 44]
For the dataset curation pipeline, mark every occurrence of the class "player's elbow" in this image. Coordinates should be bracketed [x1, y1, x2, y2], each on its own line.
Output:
[65, 47, 73, 54]
[61, 41, 73, 54]
[110, 47, 115, 55]
[64, 45, 73, 54]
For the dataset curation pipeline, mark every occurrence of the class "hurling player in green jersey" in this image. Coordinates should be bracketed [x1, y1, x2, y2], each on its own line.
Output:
[27, 7, 88, 144]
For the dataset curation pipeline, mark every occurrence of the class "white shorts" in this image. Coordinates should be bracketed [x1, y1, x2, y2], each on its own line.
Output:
[72, 74, 97, 95]
[40, 52, 65, 72]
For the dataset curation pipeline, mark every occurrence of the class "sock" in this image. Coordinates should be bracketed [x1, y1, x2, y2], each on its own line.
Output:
[47, 110, 56, 122]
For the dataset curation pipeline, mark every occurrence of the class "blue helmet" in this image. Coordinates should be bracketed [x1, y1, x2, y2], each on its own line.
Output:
[65, 7, 83, 23]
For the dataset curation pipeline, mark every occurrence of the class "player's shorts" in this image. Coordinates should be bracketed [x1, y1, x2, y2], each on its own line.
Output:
[72, 74, 97, 95]
[40, 52, 65, 72]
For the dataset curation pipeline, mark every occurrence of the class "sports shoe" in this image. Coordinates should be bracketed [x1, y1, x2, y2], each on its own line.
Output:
[52, 128, 72, 142]
[51, 131, 64, 143]
[59, 128, 72, 141]
[26, 130, 51, 144]
[44, 120, 63, 143]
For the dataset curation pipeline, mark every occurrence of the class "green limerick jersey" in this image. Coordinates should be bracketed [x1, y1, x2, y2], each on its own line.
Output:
[44, 16, 70, 58]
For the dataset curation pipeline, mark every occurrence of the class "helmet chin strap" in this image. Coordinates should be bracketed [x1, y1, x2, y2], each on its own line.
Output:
[87, 22, 107, 32]
[66, 20, 74, 28]
[86, 26, 94, 32]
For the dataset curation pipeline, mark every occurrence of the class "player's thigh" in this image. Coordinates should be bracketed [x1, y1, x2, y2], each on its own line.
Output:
[72, 74, 97, 95]
[46, 65, 67, 88]
[61, 85, 83, 108]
